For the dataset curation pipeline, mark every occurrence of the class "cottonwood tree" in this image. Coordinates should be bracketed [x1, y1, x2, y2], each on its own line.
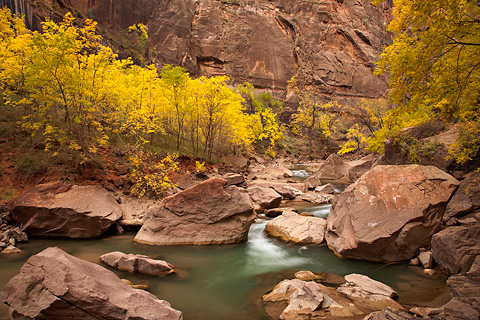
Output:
[374, 0, 480, 164]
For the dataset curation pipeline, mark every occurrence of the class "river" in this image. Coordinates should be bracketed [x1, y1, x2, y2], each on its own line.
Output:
[0, 166, 450, 320]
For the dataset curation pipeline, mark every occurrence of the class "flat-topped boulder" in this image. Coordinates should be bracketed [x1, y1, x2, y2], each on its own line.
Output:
[265, 211, 327, 244]
[135, 178, 255, 245]
[326, 165, 459, 262]
[100, 251, 175, 275]
[0, 247, 182, 320]
[8, 182, 122, 238]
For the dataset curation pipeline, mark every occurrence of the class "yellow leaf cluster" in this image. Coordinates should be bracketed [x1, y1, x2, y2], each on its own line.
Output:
[374, 0, 480, 164]
[0, 8, 262, 165]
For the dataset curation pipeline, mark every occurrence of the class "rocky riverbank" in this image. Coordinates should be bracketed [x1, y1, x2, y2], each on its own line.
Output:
[1, 154, 479, 319]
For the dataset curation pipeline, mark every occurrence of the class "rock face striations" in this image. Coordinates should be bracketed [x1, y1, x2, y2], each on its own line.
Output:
[1, 0, 392, 101]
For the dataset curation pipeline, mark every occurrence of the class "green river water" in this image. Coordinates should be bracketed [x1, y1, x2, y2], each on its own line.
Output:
[0, 168, 450, 320]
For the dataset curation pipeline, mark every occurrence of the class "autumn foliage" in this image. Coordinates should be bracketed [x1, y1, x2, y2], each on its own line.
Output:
[0, 9, 283, 162]
[0, 8, 287, 197]
[373, 0, 480, 165]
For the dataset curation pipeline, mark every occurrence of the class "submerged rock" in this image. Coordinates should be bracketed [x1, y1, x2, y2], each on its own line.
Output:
[264, 211, 327, 244]
[135, 178, 255, 245]
[0, 247, 183, 320]
[100, 251, 175, 275]
[8, 182, 122, 238]
[326, 165, 459, 262]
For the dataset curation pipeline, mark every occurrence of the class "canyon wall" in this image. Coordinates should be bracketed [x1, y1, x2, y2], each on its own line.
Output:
[1, 0, 392, 102]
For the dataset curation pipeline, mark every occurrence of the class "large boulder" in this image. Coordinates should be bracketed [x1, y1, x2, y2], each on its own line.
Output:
[443, 171, 480, 224]
[100, 251, 175, 275]
[431, 224, 480, 274]
[0, 247, 182, 320]
[305, 154, 376, 186]
[134, 178, 255, 245]
[326, 165, 459, 262]
[264, 211, 327, 244]
[8, 182, 122, 238]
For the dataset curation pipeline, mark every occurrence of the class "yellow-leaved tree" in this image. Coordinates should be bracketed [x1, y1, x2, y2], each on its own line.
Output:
[288, 77, 335, 150]
[1, 11, 120, 163]
[373, 0, 480, 164]
[236, 83, 284, 157]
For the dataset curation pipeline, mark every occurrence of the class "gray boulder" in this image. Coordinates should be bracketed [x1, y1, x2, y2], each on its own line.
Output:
[326, 165, 459, 262]
[8, 182, 122, 238]
[135, 178, 255, 245]
[0, 247, 182, 320]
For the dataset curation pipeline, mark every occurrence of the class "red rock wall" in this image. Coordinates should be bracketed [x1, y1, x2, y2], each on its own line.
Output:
[1, 0, 393, 100]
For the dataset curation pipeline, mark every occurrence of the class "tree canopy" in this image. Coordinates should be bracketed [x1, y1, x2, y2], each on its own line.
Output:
[373, 0, 480, 164]
[0, 8, 284, 167]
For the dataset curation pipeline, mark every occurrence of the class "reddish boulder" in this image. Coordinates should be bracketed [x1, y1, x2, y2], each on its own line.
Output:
[0, 247, 182, 320]
[265, 211, 327, 244]
[134, 178, 255, 245]
[326, 165, 459, 262]
[307, 154, 375, 185]
[443, 171, 480, 224]
[8, 182, 122, 238]
[431, 224, 480, 274]
[100, 251, 175, 275]
[247, 185, 283, 209]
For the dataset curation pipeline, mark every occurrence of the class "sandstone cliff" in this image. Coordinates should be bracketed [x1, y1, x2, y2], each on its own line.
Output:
[1, 0, 392, 100]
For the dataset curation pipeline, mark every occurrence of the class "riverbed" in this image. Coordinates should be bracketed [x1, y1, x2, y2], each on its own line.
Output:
[0, 167, 450, 320]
